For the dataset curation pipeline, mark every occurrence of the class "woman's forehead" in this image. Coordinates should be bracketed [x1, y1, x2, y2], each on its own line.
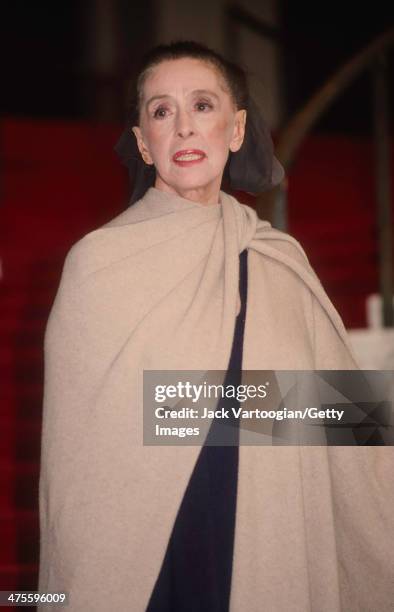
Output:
[142, 58, 228, 99]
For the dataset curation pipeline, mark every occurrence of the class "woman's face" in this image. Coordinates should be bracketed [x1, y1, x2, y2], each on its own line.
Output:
[132, 57, 246, 204]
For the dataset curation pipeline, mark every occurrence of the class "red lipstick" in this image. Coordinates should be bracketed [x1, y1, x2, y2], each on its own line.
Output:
[172, 149, 206, 166]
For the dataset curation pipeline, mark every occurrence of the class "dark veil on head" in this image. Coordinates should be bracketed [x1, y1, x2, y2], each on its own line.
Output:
[114, 94, 284, 205]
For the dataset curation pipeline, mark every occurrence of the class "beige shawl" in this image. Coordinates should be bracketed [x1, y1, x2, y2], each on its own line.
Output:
[39, 186, 394, 611]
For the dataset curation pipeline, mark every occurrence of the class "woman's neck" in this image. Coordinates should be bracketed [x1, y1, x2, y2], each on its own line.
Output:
[154, 176, 221, 206]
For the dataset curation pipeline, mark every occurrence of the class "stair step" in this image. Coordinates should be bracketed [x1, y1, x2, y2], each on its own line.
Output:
[1, 305, 52, 324]
[0, 317, 46, 337]
[1, 464, 40, 512]
[0, 285, 57, 309]
[0, 346, 44, 365]
[0, 269, 61, 290]
[2, 383, 43, 399]
[0, 563, 38, 592]
[0, 511, 39, 566]
[3, 363, 43, 386]
[0, 421, 42, 464]
[1, 394, 43, 423]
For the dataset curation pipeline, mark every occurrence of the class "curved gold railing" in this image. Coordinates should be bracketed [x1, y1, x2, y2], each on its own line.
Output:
[274, 27, 394, 171]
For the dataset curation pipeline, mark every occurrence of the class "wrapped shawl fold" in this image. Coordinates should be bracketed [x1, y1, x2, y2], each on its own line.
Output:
[39, 186, 394, 611]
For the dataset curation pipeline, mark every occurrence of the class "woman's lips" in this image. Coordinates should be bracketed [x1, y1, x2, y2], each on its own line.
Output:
[172, 149, 206, 166]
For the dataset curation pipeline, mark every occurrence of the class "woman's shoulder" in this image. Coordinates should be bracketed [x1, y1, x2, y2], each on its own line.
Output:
[60, 199, 149, 286]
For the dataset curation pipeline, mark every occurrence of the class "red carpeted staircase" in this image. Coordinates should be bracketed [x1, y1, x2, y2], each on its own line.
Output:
[287, 134, 392, 328]
[1, 119, 392, 607]
[1, 118, 126, 608]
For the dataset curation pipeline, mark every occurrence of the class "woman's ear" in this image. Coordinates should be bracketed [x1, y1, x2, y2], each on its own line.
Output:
[229, 109, 247, 153]
[131, 126, 154, 165]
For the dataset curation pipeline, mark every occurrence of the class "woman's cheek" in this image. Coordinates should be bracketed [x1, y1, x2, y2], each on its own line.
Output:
[150, 136, 170, 168]
[210, 120, 233, 151]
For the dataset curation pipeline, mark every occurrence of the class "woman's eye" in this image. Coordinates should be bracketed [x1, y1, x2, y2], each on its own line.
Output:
[153, 106, 168, 119]
[152, 101, 212, 118]
[196, 101, 213, 111]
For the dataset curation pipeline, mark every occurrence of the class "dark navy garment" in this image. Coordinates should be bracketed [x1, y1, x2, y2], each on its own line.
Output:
[146, 249, 248, 612]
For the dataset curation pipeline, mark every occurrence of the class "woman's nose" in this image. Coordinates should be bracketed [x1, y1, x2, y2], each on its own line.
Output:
[175, 109, 195, 137]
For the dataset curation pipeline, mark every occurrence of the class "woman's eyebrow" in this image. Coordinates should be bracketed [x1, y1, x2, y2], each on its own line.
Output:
[192, 89, 220, 100]
[145, 89, 220, 108]
[145, 94, 169, 108]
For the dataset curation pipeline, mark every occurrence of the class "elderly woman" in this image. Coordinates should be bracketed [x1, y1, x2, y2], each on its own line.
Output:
[39, 41, 394, 611]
